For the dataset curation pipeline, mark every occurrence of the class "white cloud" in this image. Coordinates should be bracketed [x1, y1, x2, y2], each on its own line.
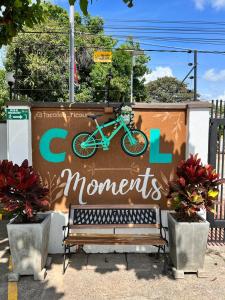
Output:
[144, 66, 173, 84]
[194, 0, 206, 10]
[217, 91, 225, 100]
[194, 0, 225, 10]
[200, 92, 213, 100]
[212, 0, 225, 9]
[204, 68, 225, 82]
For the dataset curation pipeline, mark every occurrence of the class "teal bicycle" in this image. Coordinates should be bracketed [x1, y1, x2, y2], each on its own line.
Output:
[72, 106, 148, 159]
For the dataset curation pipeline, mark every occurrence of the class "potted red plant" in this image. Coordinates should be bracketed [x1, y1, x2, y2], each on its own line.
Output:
[0, 159, 50, 281]
[167, 154, 224, 279]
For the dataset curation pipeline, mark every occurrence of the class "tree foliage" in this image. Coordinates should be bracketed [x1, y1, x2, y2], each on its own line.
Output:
[5, 3, 149, 103]
[0, 0, 133, 47]
[5, 4, 70, 102]
[0, 69, 8, 119]
[146, 76, 196, 103]
[0, 0, 45, 47]
[0, 69, 8, 104]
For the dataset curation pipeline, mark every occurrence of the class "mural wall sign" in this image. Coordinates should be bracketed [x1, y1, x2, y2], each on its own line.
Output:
[31, 105, 186, 211]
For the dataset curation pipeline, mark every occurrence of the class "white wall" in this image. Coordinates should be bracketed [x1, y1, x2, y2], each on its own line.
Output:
[0, 122, 7, 160]
[7, 106, 32, 165]
[186, 107, 210, 163]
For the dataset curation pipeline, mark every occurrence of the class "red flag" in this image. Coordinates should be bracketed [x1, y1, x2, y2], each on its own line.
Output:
[74, 63, 79, 85]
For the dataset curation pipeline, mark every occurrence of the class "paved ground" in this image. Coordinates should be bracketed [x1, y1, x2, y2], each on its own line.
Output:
[1, 220, 225, 300]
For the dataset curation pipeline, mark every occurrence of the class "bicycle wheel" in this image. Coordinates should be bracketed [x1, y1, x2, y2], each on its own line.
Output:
[72, 132, 97, 159]
[121, 129, 148, 157]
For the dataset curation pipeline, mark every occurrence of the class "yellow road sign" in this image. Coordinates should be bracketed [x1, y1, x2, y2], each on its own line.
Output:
[93, 51, 112, 63]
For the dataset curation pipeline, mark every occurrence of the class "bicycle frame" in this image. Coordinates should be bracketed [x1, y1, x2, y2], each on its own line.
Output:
[82, 115, 136, 149]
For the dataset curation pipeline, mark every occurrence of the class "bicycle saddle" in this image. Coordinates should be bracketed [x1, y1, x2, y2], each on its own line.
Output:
[87, 114, 103, 120]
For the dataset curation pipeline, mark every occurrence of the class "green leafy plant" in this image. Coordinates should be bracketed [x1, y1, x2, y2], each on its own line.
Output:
[146, 76, 197, 103]
[0, 0, 133, 47]
[0, 0, 46, 47]
[167, 154, 225, 221]
[5, 4, 149, 103]
[0, 159, 49, 223]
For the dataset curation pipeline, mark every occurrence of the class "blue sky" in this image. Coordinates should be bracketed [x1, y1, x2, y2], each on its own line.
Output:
[3, 0, 225, 100]
[53, 0, 225, 100]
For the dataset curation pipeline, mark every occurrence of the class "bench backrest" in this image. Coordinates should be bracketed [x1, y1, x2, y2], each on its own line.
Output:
[69, 205, 161, 229]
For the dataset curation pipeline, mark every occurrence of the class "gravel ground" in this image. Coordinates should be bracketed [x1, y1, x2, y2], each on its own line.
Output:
[1, 220, 225, 300]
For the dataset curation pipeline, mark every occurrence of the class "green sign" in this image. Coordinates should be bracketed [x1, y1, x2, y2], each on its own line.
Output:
[6, 108, 29, 120]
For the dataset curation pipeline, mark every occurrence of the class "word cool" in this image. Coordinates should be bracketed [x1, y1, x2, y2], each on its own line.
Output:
[39, 128, 173, 164]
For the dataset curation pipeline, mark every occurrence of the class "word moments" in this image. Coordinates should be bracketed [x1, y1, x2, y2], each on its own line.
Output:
[61, 167, 162, 204]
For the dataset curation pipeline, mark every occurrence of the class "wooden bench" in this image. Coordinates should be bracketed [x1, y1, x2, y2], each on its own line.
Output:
[62, 204, 168, 274]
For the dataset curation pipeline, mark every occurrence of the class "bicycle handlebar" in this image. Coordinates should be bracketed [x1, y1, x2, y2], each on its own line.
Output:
[114, 103, 124, 113]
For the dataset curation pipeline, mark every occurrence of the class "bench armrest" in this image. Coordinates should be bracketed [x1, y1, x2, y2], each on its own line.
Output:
[160, 226, 168, 244]
[62, 224, 69, 243]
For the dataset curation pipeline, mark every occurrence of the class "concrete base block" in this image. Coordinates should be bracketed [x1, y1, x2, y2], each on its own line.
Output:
[172, 267, 208, 279]
[197, 269, 208, 278]
[168, 213, 209, 274]
[8, 272, 20, 282]
[34, 268, 47, 281]
[172, 267, 184, 279]
[7, 214, 51, 276]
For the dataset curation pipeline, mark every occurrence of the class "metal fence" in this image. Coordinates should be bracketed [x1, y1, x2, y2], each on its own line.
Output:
[208, 100, 225, 243]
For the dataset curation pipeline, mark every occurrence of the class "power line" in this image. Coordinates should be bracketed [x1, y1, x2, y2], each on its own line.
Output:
[23, 26, 225, 34]
[20, 30, 225, 46]
[99, 18, 225, 26]
[104, 25, 225, 32]
[12, 39, 225, 54]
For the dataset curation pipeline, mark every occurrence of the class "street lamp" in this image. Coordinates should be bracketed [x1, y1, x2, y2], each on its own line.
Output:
[6, 72, 15, 101]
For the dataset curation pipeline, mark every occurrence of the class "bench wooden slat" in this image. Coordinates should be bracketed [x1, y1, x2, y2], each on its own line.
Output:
[64, 233, 166, 246]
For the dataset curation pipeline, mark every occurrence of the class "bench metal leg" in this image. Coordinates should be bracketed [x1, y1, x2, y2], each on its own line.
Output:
[156, 246, 161, 259]
[68, 245, 71, 258]
[63, 245, 71, 274]
[162, 245, 169, 275]
[63, 245, 67, 274]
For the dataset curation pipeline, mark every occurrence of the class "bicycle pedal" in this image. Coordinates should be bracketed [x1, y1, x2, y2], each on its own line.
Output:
[103, 148, 109, 151]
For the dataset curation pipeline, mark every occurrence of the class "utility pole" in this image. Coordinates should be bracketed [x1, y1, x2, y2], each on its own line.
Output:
[15, 48, 19, 101]
[130, 50, 144, 104]
[130, 52, 135, 104]
[69, 0, 75, 103]
[194, 50, 198, 101]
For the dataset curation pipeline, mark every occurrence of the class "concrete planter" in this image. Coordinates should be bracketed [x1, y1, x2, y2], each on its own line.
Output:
[168, 212, 209, 278]
[7, 213, 51, 281]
